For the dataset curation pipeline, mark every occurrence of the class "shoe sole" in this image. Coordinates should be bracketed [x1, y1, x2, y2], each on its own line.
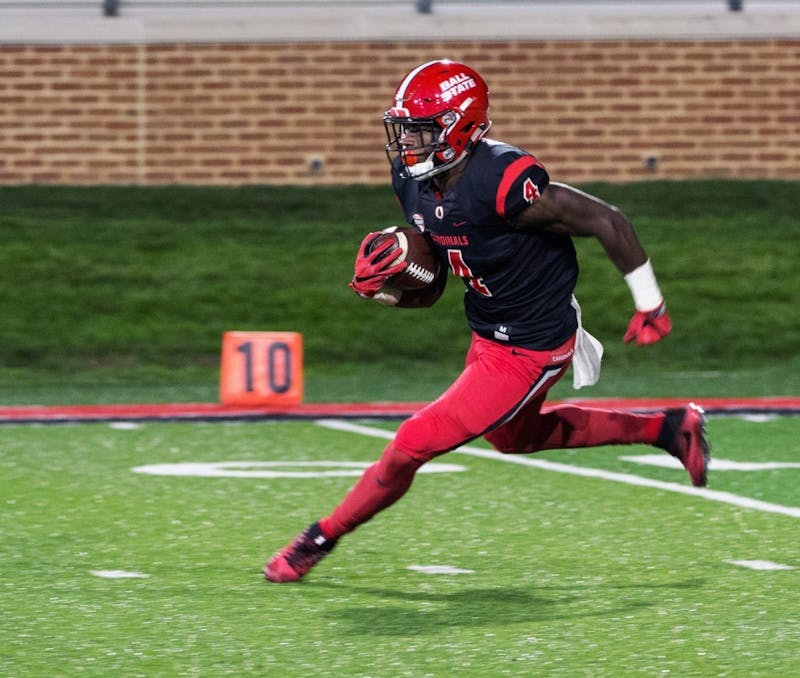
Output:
[686, 402, 711, 487]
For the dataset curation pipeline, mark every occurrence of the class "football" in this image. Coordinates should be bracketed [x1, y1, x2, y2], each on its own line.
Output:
[366, 226, 439, 291]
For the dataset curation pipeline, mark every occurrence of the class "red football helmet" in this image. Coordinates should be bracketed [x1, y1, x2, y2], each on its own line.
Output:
[384, 60, 492, 180]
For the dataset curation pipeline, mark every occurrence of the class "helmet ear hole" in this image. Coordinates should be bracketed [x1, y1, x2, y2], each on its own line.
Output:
[454, 122, 476, 146]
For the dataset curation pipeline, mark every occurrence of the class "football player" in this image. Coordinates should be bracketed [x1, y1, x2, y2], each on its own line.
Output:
[265, 59, 710, 583]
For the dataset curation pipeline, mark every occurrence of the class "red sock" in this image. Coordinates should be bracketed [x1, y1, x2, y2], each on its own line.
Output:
[319, 443, 422, 541]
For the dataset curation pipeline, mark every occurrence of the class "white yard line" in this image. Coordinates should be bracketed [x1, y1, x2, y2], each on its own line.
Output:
[91, 570, 150, 579]
[316, 419, 800, 519]
[724, 560, 795, 571]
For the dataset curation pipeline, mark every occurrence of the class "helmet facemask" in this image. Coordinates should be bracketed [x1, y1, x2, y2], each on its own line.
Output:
[384, 109, 486, 181]
[385, 116, 448, 180]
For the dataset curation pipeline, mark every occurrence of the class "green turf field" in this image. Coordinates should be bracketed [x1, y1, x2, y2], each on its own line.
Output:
[1, 181, 798, 675]
[1, 415, 798, 676]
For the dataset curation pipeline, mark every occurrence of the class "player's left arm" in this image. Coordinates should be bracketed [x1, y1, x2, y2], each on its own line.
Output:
[515, 181, 672, 345]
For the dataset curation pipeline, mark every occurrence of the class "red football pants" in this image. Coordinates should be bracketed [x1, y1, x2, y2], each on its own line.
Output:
[320, 332, 664, 540]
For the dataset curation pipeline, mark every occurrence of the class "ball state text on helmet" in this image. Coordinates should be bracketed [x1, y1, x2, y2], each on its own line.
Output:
[439, 73, 477, 103]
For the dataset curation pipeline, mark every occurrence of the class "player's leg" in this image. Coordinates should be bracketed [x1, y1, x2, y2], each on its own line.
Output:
[265, 334, 567, 582]
[319, 442, 422, 538]
[485, 402, 664, 453]
[263, 441, 423, 583]
[485, 393, 710, 486]
[316, 332, 554, 542]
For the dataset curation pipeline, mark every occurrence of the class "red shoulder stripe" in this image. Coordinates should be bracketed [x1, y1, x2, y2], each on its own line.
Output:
[495, 155, 539, 219]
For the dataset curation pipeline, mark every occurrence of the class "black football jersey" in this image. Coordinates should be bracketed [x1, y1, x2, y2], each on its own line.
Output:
[392, 139, 579, 349]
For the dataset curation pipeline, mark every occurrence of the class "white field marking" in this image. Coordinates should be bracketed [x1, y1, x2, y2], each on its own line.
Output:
[621, 454, 800, 472]
[741, 414, 779, 423]
[91, 570, 150, 579]
[131, 460, 465, 478]
[725, 560, 795, 571]
[315, 419, 800, 519]
[408, 565, 475, 575]
[109, 422, 142, 430]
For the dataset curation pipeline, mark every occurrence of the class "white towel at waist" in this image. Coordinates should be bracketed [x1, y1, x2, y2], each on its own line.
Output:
[571, 295, 604, 389]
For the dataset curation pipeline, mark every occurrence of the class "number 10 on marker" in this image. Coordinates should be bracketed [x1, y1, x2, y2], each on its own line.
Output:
[220, 331, 303, 406]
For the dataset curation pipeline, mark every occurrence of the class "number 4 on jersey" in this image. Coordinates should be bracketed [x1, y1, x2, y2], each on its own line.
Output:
[523, 177, 540, 203]
[447, 249, 492, 296]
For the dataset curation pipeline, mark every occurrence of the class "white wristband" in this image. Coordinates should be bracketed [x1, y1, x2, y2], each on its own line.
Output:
[624, 259, 663, 312]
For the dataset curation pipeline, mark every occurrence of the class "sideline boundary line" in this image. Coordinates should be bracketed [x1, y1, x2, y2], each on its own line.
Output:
[0, 396, 799, 425]
[317, 419, 800, 520]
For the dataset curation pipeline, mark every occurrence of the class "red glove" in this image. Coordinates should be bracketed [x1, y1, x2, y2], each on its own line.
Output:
[348, 231, 407, 298]
[623, 301, 672, 345]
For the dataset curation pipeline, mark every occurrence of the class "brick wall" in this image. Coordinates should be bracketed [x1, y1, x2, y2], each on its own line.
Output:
[1, 38, 798, 185]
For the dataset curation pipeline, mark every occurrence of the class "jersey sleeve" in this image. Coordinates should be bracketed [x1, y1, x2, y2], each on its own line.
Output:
[494, 153, 549, 221]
